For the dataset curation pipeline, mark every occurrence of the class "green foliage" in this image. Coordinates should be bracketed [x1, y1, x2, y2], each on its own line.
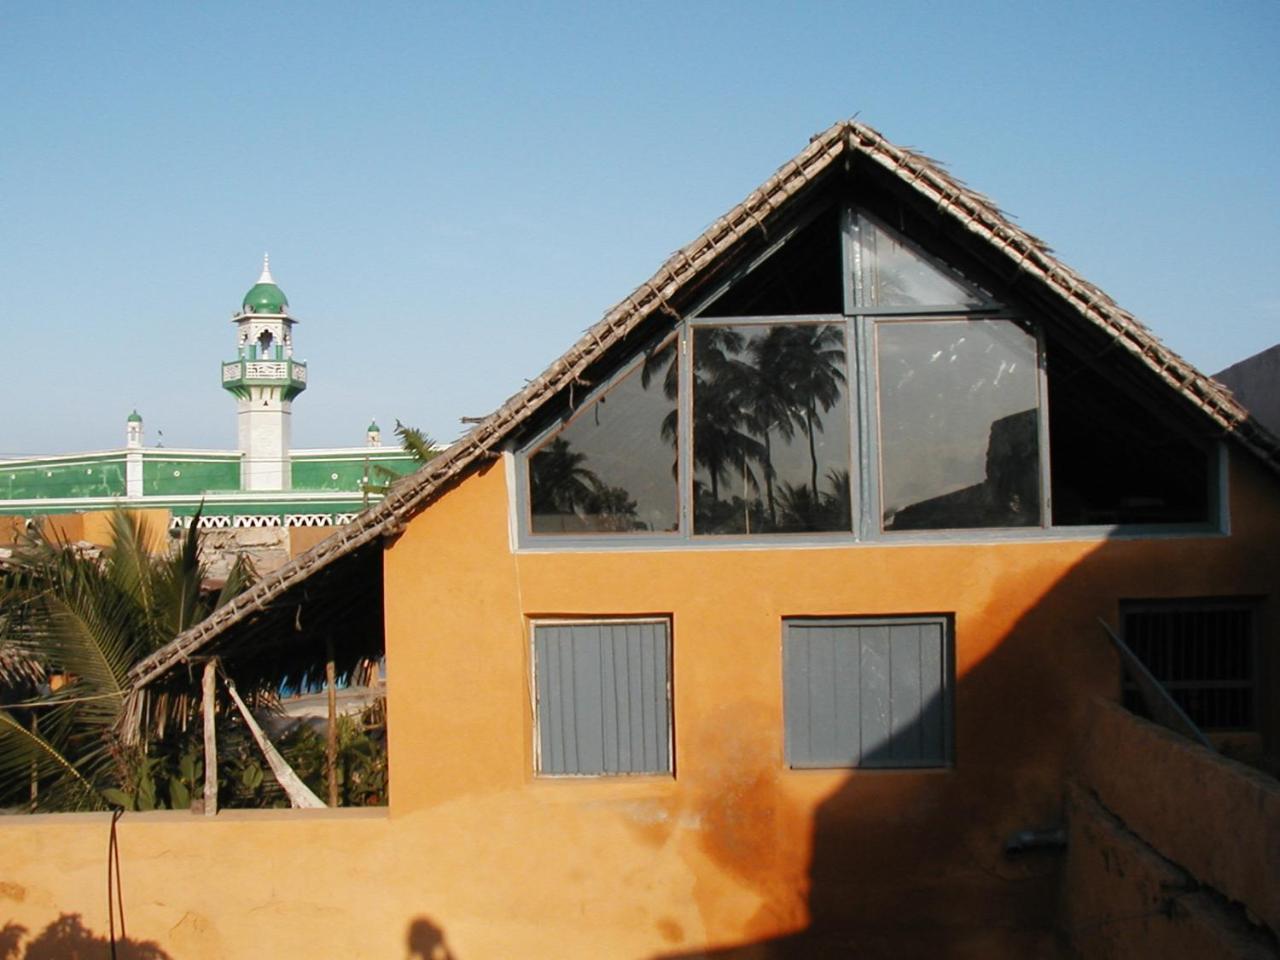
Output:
[0, 511, 254, 812]
[362, 420, 438, 500]
[274, 710, 388, 807]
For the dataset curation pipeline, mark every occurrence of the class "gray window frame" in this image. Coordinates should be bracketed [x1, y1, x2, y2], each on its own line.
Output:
[511, 201, 1227, 551]
[529, 617, 675, 778]
[782, 615, 955, 770]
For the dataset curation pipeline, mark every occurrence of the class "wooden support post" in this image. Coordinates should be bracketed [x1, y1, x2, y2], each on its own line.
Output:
[29, 713, 38, 810]
[202, 659, 218, 816]
[325, 636, 338, 807]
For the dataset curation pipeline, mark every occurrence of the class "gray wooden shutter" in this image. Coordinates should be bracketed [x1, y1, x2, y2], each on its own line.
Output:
[784, 618, 949, 768]
[534, 621, 671, 775]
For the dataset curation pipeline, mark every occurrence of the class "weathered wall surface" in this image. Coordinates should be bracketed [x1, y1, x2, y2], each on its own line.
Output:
[1075, 698, 1280, 933]
[1060, 783, 1276, 959]
[4, 448, 1280, 957]
[1060, 698, 1280, 956]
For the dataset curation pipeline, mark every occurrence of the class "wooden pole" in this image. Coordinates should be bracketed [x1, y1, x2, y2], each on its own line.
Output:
[325, 636, 338, 807]
[29, 712, 38, 810]
[202, 659, 218, 816]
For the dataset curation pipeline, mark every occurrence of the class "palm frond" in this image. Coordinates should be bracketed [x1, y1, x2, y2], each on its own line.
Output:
[0, 709, 104, 811]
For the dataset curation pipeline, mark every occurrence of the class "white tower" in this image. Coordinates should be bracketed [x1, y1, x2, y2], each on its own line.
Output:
[125, 410, 144, 498]
[220, 256, 307, 491]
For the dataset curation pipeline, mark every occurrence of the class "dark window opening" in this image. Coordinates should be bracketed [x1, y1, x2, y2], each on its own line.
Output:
[1048, 344, 1211, 525]
[699, 205, 844, 317]
[1122, 600, 1257, 731]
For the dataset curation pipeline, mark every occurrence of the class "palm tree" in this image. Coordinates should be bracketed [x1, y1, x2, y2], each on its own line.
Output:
[529, 438, 603, 516]
[691, 332, 766, 511]
[747, 327, 805, 527]
[773, 324, 846, 500]
[363, 421, 438, 501]
[0, 511, 253, 812]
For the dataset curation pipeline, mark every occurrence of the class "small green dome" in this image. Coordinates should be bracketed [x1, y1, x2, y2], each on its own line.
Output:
[367, 420, 381, 433]
[243, 282, 288, 314]
[242, 255, 289, 314]
[127, 409, 142, 423]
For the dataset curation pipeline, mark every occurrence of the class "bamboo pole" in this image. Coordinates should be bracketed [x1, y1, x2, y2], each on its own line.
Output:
[29, 713, 38, 810]
[202, 659, 217, 816]
[325, 635, 338, 807]
[223, 676, 324, 808]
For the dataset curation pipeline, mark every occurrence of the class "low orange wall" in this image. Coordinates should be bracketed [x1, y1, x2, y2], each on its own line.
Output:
[1071, 697, 1280, 935]
[0, 509, 171, 548]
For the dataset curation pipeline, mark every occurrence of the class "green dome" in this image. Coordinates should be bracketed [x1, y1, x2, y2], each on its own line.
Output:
[367, 420, 381, 433]
[127, 409, 142, 423]
[242, 255, 289, 314]
[243, 281, 288, 314]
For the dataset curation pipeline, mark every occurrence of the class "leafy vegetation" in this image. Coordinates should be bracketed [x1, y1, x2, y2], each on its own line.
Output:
[0, 512, 253, 812]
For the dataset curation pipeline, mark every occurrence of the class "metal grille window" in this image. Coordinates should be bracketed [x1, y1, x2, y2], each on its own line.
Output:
[783, 616, 952, 768]
[532, 619, 672, 776]
[1122, 600, 1259, 731]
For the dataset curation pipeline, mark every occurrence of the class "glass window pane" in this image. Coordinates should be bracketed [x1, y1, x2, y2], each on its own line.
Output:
[1047, 341, 1209, 525]
[699, 206, 844, 317]
[878, 320, 1041, 530]
[528, 341, 679, 534]
[692, 324, 852, 534]
[855, 213, 989, 309]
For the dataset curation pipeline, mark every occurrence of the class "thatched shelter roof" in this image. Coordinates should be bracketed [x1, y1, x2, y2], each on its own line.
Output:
[123, 118, 1280, 701]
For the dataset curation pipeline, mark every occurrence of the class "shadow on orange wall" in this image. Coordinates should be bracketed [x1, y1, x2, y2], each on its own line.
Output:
[406, 915, 459, 960]
[648, 538, 1229, 959]
[0, 915, 171, 960]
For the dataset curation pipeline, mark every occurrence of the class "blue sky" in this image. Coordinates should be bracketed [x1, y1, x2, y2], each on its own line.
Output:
[2, 1, 1277, 455]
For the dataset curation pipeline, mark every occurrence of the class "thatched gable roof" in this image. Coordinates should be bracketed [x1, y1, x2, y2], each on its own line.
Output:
[124, 118, 1280, 696]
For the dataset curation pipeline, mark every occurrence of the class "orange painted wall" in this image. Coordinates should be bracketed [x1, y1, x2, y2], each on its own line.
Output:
[381, 447, 1280, 954]
[2, 451, 1278, 958]
[0, 509, 171, 548]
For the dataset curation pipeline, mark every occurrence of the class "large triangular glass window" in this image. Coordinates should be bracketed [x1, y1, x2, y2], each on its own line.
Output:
[852, 212, 992, 310]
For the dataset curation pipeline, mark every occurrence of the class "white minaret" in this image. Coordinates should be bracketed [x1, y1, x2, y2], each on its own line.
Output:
[125, 410, 144, 497]
[366, 419, 382, 448]
[220, 256, 308, 490]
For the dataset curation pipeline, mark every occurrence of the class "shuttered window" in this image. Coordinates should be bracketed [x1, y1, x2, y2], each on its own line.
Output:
[783, 617, 951, 768]
[532, 620, 672, 776]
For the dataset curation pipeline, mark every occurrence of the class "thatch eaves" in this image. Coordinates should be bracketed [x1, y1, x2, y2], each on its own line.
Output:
[123, 118, 1280, 697]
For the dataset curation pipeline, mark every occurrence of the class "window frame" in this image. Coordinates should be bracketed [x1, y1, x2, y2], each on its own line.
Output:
[781, 614, 955, 770]
[511, 201, 1227, 551]
[529, 616, 675, 778]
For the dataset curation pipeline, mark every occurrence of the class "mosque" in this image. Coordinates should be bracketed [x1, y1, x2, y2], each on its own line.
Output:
[0, 260, 419, 561]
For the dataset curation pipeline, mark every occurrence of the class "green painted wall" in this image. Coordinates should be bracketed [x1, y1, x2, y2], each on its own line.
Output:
[142, 459, 240, 496]
[291, 453, 418, 491]
[0, 458, 126, 499]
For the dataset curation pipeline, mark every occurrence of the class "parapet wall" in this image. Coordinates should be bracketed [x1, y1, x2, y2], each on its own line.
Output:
[1060, 697, 1280, 957]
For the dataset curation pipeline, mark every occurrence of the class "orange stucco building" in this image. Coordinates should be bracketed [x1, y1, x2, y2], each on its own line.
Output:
[4, 121, 1279, 958]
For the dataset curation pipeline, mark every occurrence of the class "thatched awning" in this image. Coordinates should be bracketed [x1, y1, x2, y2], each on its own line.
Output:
[124, 119, 1280, 704]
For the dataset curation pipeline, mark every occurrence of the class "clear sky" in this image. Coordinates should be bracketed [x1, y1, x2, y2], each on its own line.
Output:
[2, 1, 1277, 456]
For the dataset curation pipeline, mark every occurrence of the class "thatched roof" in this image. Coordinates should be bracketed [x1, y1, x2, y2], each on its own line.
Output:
[124, 118, 1280, 696]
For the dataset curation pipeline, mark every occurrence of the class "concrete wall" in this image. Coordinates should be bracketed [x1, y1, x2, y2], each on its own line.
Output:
[1060, 697, 1280, 955]
[3, 447, 1280, 957]
[1060, 782, 1276, 959]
